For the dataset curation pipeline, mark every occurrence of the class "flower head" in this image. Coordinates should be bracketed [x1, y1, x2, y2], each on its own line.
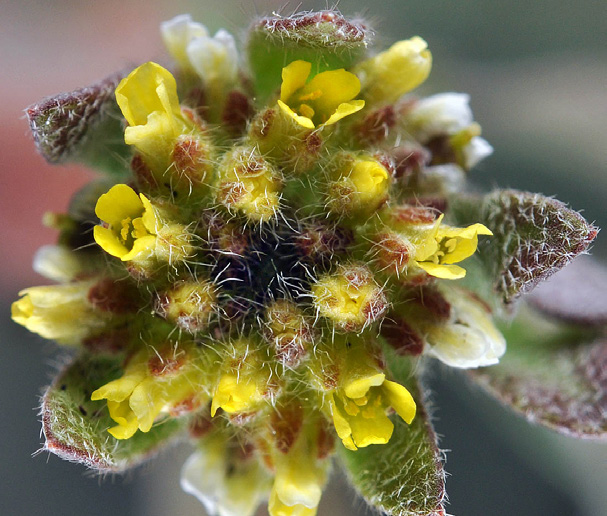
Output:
[277, 60, 365, 129]
[93, 184, 157, 262]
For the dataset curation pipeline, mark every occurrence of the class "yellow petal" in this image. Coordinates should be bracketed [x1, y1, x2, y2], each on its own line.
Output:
[382, 380, 416, 424]
[129, 379, 168, 432]
[91, 368, 147, 403]
[301, 69, 361, 115]
[417, 261, 466, 280]
[348, 411, 393, 448]
[328, 394, 353, 442]
[278, 100, 315, 129]
[140, 194, 158, 233]
[95, 184, 143, 226]
[120, 234, 156, 262]
[115, 62, 182, 127]
[93, 226, 129, 258]
[323, 99, 365, 126]
[280, 60, 311, 103]
[269, 489, 318, 516]
[343, 373, 385, 399]
[107, 399, 140, 439]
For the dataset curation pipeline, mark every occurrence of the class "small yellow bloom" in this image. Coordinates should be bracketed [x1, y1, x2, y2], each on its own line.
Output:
[115, 62, 193, 168]
[312, 264, 386, 331]
[320, 340, 416, 451]
[327, 156, 391, 215]
[11, 281, 111, 346]
[356, 36, 432, 104]
[277, 60, 365, 129]
[91, 344, 208, 439]
[211, 375, 263, 416]
[211, 338, 271, 417]
[216, 147, 282, 222]
[93, 184, 157, 262]
[414, 214, 492, 280]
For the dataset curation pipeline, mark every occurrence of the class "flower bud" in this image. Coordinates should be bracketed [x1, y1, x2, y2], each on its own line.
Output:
[326, 153, 391, 216]
[312, 263, 387, 331]
[155, 279, 216, 333]
[264, 300, 313, 367]
[356, 37, 432, 104]
[216, 146, 282, 222]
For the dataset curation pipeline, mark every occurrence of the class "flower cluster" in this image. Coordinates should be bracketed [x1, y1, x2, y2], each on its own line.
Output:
[21, 10, 599, 516]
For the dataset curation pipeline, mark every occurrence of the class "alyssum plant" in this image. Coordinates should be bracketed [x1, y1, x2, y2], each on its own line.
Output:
[13, 10, 605, 516]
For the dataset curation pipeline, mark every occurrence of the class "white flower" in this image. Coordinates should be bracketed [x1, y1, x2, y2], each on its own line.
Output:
[161, 14, 209, 72]
[187, 29, 239, 87]
[424, 286, 506, 368]
[406, 93, 474, 141]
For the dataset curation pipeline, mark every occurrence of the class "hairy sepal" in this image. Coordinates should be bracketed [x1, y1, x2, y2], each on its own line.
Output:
[26, 72, 130, 177]
[451, 190, 598, 307]
[41, 353, 186, 472]
[339, 351, 446, 516]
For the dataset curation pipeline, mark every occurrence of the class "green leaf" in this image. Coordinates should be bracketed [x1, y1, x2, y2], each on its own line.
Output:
[451, 190, 598, 306]
[247, 10, 372, 101]
[470, 306, 607, 439]
[339, 352, 446, 516]
[26, 71, 131, 177]
[42, 353, 187, 472]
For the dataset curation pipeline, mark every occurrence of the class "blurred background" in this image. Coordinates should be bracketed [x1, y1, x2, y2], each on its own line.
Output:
[1, 1, 605, 515]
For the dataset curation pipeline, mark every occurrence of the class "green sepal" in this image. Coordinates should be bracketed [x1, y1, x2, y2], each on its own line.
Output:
[450, 189, 598, 306]
[338, 351, 446, 516]
[247, 10, 372, 102]
[470, 305, 607, 439]
[26, 72, 131, 178]
[41, 353, 187, 472]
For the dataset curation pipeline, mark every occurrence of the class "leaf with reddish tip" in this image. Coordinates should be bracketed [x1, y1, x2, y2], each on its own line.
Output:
[42, 353, 187, 472]
[26, 71, 130, 176]
[451, 190, 599, 306]
[339, 352, 446, 516]
[470, 306, 607, 439]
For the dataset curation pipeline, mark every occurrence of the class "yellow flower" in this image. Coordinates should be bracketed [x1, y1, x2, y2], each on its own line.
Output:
[277, 60, 365, 129]
[11, 281, 110, 346]
[414, 214, 492, 280]
[210, 338, 271, 417]
[211, 375, 264, 416]
[115, 62, 193, 167]
[91, 344, 208, 439]
[355, 36, 432, 104]
[93, 184, 157, 261]
[323, 340, 415, 451]
[327, 156, 391, 215]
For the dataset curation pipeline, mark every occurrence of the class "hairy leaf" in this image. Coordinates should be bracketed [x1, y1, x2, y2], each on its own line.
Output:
[247, 10, 371, 101]
[339, 352, 446, 516]
[451, 190, 598, 305]
[528, 255, 607, 326]
[42, 353, 186, 472]
[26, 72, 130, 176]
[470, 307, 607, 439]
